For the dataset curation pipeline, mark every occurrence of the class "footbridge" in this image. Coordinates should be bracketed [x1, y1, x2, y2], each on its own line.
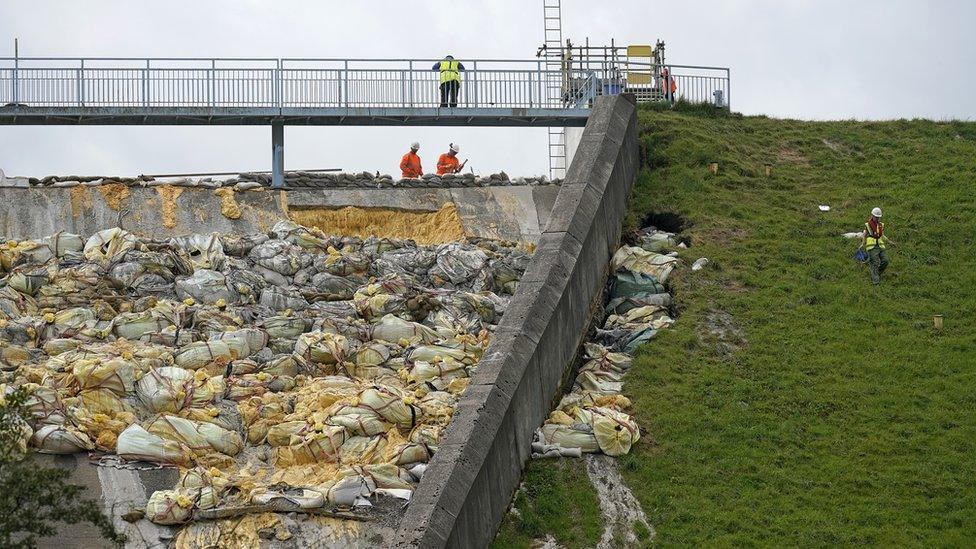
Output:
[0, 56, 729, 184]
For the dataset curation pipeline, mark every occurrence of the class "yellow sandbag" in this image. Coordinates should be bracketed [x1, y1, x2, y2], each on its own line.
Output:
[358, 385, 418, 427]
[578, 406, 640, 456]
[72, 356, 138, 395]
[84, 227, 137, 263]
[173, 340, 233, 371]
[538, 423, 600, 453]
[294, 331, 350, 365]
[266, 420, 311, 447]
[117, 424, 191, 465]
[146, 488, 196, 525]
[147, 414, 244, 458]
[274, 425, 347, 466]
[610, 246, 680, 283]
[326, 404, 389, 436]
[31, 424, 95, 454]
[370, 314, 438, 344]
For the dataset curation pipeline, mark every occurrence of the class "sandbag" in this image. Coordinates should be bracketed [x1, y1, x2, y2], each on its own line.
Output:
[116, 424, 190, 464]
[611, 246, 680, 283]
[145, 489, 196, 525]
[31, 424, 95, 454]
[176, 269, 234, 305]
[84, 228, 137, 262]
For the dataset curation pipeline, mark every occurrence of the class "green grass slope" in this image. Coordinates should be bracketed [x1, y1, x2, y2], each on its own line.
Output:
[497, 106, 976, 547]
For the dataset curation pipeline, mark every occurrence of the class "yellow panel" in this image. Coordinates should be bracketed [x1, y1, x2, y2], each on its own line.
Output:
[627, 44, 653, 58]
[629, 72, 652, 85]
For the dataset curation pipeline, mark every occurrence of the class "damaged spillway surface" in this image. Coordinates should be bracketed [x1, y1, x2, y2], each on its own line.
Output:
[2, 95, 640, 548]
[1, 222, 532, 546]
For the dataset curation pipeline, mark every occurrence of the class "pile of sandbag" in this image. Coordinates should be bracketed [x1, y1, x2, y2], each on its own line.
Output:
[535, 227, 682, 458]
[0, 220, 529, 525]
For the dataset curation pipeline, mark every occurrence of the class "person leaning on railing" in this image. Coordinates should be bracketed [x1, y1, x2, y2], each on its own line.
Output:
[434, 55, 465, 108]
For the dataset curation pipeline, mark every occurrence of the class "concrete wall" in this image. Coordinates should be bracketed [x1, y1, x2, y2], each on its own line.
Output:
[394, 94, 640, 548]
[0, 185, 558, 244]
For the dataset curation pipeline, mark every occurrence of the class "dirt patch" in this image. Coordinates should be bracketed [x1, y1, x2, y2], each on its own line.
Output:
[289, 203, 467, 245]
[697, 309, 747, 358]
[155, 185, 184, 229]
[69, 186, 92, 218]
[213, 188, 242, 219]
[585, 455, 654, 548]
[777, 147, 809, 166]
[639, 211, 689, 233]
[699, 225, 746, 247]
[98, 183, 131, 211]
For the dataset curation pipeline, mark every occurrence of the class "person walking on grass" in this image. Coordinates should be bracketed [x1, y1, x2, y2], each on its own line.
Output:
[859, 207, 897, 284]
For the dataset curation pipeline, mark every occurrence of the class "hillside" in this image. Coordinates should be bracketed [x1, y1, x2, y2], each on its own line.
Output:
[496, 106, 976, 546]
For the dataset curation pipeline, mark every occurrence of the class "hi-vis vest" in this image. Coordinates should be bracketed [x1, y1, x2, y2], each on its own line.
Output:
[865, 221, 886, 250]
[439, 60, 460, 84]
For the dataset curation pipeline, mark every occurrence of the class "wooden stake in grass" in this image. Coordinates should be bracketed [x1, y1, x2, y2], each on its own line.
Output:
[764, 164, 772, 177]
[933, 314, 944, 331]
[708, 162, 719, 174]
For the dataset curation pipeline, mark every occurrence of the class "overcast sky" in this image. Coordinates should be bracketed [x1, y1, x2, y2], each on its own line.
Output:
[1, 0, 974, 178]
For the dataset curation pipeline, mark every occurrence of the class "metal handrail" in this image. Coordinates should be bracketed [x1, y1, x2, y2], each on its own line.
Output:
[0, 57, 731, 110]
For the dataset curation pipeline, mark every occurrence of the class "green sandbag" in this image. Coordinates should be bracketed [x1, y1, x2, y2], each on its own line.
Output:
[610, 270, 665, 300]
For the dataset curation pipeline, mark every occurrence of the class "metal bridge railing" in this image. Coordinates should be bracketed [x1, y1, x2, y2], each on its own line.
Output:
[0, 57, 731, 111]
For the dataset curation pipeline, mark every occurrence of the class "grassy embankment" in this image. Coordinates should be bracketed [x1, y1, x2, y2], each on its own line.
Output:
[495, 105, 976, 547]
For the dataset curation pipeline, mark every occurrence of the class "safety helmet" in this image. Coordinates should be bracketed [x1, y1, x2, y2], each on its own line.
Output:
[449, 143, 460, 153]
[410, 142, 420, 151]
[871, 207, 883, 218]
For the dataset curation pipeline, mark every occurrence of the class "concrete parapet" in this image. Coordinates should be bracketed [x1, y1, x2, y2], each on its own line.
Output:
[0, 185, 557, 244]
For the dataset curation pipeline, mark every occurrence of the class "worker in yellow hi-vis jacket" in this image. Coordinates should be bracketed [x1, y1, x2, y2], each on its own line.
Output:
[433, 55, 465, 108]
[859, 207, 897, 284]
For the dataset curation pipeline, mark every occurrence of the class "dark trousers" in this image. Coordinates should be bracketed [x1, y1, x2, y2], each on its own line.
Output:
[440, 80, 460, 108]
[868, 247, 890, 284]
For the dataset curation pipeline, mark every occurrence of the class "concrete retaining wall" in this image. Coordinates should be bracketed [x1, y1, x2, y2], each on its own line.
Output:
[394, 94, 639, 548]
[0, 185, 558, 244]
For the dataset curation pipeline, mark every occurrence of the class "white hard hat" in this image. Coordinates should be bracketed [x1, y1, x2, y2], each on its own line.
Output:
[871, 207, 883, 218]
[449, 143, 460, 153]
[410, 142, 420, 150]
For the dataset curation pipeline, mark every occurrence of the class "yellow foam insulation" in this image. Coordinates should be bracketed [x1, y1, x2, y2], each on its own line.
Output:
[173, 512, 284, 549]
[289, 202, 467, 245]
[213, 188, 242, 219]
[155, 185, 184, 229]
[69, 186, 92, 218]
[97, 183, 130, 211]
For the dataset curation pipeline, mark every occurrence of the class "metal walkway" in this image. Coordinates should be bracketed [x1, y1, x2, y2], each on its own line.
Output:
[0, 58, 599, 127]
[0, 56, 730, 186]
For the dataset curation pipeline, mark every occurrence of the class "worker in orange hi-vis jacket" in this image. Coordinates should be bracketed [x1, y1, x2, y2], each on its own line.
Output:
[436, 143, 466, 175]
[399, 142, 423, 179]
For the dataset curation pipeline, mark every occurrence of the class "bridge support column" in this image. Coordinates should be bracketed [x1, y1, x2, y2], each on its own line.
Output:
[271, 120, 284, 189]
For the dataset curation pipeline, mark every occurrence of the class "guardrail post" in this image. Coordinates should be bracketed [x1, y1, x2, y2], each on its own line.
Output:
[209, 59, 215, 108]
[408, 61, 414, 107]
[271, 120, 285, 189]
[143, 59, 150, 107]
[77, 59, 84, 107]
[343, 60, 349, 108]
[275, 59, 281, 113]
[12, 57, 18, 104]
[400, 69, 406, 108]
[472, 60, 478, 108]
[726, 68, 731, 110]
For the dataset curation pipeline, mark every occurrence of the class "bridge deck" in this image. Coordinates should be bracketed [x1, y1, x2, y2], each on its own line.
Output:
[0, 105, 589, 126]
